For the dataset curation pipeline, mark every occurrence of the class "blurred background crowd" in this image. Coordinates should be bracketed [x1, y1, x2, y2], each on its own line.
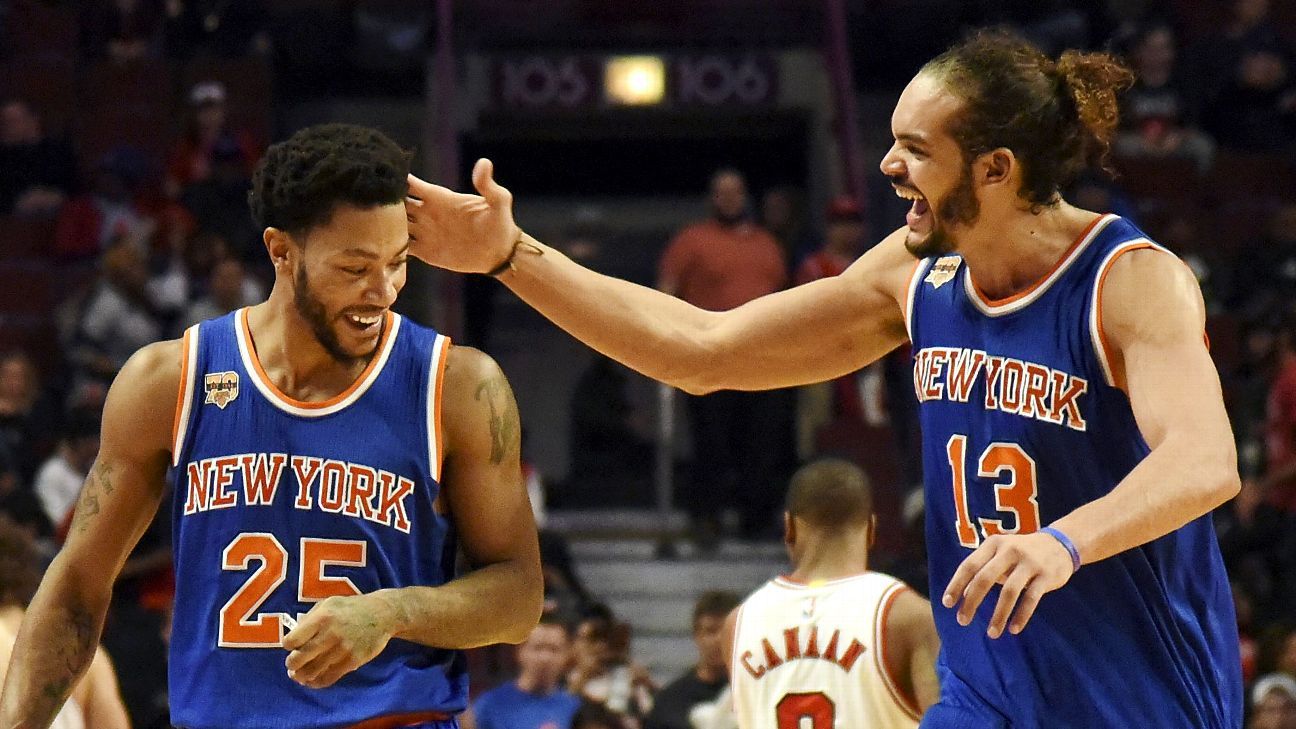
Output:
[1, 0, 1295, 727]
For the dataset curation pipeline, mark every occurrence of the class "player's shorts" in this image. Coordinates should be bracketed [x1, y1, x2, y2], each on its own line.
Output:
[919, 658, 1010, 729]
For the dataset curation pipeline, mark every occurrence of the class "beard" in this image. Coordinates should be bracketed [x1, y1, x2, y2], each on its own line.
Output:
[293, 263, 372, 366]
[905, 164, 981, 258]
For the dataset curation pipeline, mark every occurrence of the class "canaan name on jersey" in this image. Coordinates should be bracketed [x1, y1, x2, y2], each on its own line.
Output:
[182, 453, 416, 533]
[912, 347, 1089, 432]
[738, 625, 867, 679]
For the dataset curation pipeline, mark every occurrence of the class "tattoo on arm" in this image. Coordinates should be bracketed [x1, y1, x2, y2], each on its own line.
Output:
[473, 375, 518, 465]
[23, 602, 98, 724]
[71, 461, 113, 535]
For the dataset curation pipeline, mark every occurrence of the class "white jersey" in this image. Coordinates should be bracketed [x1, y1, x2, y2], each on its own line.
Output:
[731, 572, 920, 729]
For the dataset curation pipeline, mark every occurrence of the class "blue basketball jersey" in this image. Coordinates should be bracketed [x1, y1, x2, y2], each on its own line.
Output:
[166, 308, 464, 729]
[905, 214, 1242, 727]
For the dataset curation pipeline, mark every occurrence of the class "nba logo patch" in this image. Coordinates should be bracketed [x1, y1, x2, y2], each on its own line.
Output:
[204, 371, 239, 409]
[925, 255, 961, 289]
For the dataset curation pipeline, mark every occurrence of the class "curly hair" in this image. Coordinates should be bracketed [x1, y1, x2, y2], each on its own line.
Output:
[248, 123, 412, 235]
[923, 29, 1134, 210]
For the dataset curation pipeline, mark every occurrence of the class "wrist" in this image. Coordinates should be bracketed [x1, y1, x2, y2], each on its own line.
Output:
[367, 589, 409, 638]
[1039, 526, 1082, 573]
[486, 228, 526, 278]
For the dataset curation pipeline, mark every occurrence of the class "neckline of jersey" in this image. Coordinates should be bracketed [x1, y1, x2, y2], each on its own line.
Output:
[962, 213, 1117, 317]
[235, 307, 400, 417]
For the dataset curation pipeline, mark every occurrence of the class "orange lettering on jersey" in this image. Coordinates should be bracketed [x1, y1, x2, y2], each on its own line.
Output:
[377, 473, 415, 534]
[803, 625, 820, 658]
[345, 464, 380, 521]
[983, 356, 1005, 409]
[946, 349, 985, 403]
[1020, 363, 1051, 419]
[761, 638, 784, 671]
[210, 456, 241, 509]
[184, 460, 213, 515]
[783, 627, 802, 661]
[836, 638, 866, 672]
[292, 456, 323, 509]
[239, 453, 286, 505]
[740, 651, 766, 679]
[923, 349, 948, 401]
[318, 460, 348, 513]
[999, 359, 1025, 414]
[1048, 371, 1088, 432]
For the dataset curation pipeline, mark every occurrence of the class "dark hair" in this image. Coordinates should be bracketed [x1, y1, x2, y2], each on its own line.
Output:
[537, 609, 574, 638]
[922, 28, 1134, 209]
[0, 516, 43, 608]
[248, 123, 412, 236]
[692, 590, 740, 627]
[785, 458, 872, 531]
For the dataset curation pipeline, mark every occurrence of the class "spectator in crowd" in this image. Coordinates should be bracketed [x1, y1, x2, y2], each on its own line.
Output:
[54, 147, 154, 261]
[0, 350, 61, 485]
[0, 515, 131, 729]
[32, 409, 100, 540]
[643, 591, 740, 729]
[164, 81, 259, 199]
[794, 196, 865, 285]
[568, 356, 653, 493]
[180, 135, 261, 261]
[759, 186, 805, 264]
[70, 239, 164, 390]
[659, 169, 789, 545]
[469, 614, 582, 729]
[1115, 22, 1215, 172]
[0, 99, 76, 217]
[1261, 316, 1296, 516]
[0, 437, 46, 540]
[176, 256, 263, 332]
[1205, 44, 1296, 153]
[80, 0, 167, 62]
[569, 606, 655, 727]
[1249, 673, 1296, 729]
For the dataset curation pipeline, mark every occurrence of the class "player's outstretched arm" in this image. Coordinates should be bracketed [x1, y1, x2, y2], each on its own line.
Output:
[943, 249, 1240, 639]
[407, 162, 914, 393]
[283, 346, 542, 690]
[882, 588, 941, 714]
[0, 342, 178, 728]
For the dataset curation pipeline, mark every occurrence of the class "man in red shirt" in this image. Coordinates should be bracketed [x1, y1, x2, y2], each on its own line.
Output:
[659, 169, 788, 545]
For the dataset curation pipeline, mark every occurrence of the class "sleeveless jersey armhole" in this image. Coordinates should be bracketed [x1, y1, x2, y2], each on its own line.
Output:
[1088, 239, 1171, 390]
[426, 334, 452, 482]
[171, 325, 200, 467]
[874, 581, 923, 722]
[903, 258, 928, 342]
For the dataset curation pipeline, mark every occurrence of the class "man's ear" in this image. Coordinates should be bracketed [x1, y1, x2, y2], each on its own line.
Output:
[978, 147, 1016, 188]
[264, 227, 296, 272]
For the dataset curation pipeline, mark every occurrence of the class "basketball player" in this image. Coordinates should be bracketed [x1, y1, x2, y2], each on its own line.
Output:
[726, 460, 939, 728]
[0, 124, 543, 728]
[406, 30, 1243, 727]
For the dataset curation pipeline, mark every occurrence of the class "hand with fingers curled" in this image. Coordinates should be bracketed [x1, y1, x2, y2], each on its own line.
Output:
[941, 530, 1077, 640]
[405, 158, 521, 275]
[282, 594, 395, 689]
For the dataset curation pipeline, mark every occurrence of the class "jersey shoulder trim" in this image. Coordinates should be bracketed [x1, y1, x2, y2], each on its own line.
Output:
[903, 257, 928, 341]
[235, 308, 402, 418]
[1088, 238, 1171, 388]
[963, 213, 1116, 318]
[171, 325, 200, 467]
[426, 334, 451, 481]
[874, 580, 923, 722]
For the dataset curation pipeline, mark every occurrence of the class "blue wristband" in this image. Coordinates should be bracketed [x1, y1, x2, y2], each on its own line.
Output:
[1040, 526, 1081, 573]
